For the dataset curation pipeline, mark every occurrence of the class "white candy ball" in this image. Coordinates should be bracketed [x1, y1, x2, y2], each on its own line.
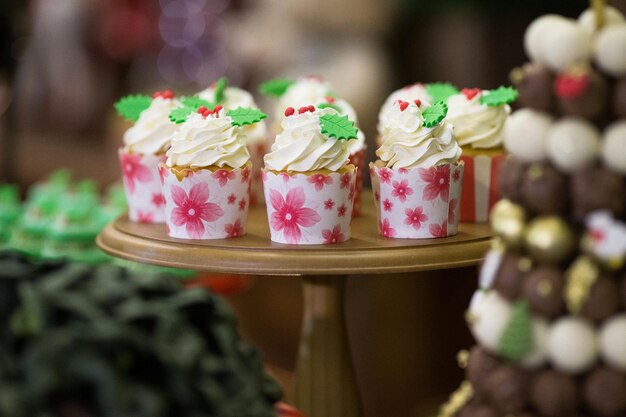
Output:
[524, 15, 569, 62]
[578, 6, 625, 35]
[546, 118, 601, 171]
[521, 317, 549, 369]
[478, 249, 503, 289]
[547, 317, 598, 374]
[599, 314, 626, 371]
[541, 19, 592, 71]
[469, 290, 513, 352]
[504, 109, 553, 162]
[594, 25, 626, 76]
[603, 121, 626, 174]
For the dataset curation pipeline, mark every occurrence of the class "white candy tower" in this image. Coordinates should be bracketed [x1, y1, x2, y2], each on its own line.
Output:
[439, 2, 626, 416]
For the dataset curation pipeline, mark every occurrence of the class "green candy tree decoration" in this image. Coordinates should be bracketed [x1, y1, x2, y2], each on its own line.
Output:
[114, 95, 152, 123]
[497, 300, 534, 361]
[426, 82, 460, 103]
[422, 101, 449, 128]
[480, 86, 519, 107]
[319, 114, 358, 140]
[259, 78, 295, 97]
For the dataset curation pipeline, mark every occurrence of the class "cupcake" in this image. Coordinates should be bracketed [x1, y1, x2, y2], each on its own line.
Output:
[260, 76, 367, 216]
[447, 86, 517, 222]
[376, 82, 459, 147]
[371, 99, 463, 239]
[198, 78, 269, 206]
[162, 104, 267, 240]
[114, 90, 180, 223]
[263, 105, 358, 245]
[0, 184, 21, 247]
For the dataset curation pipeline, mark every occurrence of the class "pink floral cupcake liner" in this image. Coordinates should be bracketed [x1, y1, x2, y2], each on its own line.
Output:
[262, 168, 357, 245]
[118, 149, 167, 223]
[160, 164, 251, 240]
[348, 148, 366, 218]
[370, 162, 464, 239]
[247, 141, 267, 206]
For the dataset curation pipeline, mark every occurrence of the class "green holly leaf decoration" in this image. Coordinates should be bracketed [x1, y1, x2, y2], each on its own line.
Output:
[226, 107, 268, 126]
[422, 101, 448, 128]
[259, 78, 295, 97]
[0, 184, 19, 205]
[426, 82, 459, 103]
[319, 113, 358, 140]
[181, 96, 212, 110]
[317, 102, 343, 113]
[497, 300, 534, 361]
[480, 86, 519, 107]
[114, 95, 152, 122]
[213, 77, 228, 104]
[169, 106, 196, 124]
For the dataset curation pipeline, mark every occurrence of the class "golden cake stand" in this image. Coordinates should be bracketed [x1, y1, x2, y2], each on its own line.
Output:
[97, 192, 491, 417]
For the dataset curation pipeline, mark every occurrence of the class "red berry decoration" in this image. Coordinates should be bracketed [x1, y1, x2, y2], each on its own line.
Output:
[213, 105, 223, 113]
[462, 88, 481, 100]
[197, 106, 208, 114]
[398, 100, 409, 111]
[298, 106, 309, 114]
[414, 99, 422, 107]
[284, 107, 295, 117]
[161, 90, 174, 99]
[308, 104, 315, 112]
[202, 109, 211, 117]
[325, 96, 335, 103]
[554, 73, 589, 99]
[153, 91, 162, 98]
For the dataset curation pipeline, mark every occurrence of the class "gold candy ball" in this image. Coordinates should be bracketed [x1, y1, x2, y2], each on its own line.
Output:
[525, 216, 576, 263]
[490, 199, 526, 249]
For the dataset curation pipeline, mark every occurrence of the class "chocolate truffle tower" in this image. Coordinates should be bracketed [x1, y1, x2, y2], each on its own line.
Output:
[440, 2, 626, 416]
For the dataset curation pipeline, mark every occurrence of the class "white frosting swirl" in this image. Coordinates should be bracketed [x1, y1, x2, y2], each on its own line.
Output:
[123, 97, 180, 155]
[166, 111, 249, 169]
[446, 91, 510, 149]
[264, 109, 353, 172]
[197, 85, 267, 145]
[376, 102, 461, 169]
[377, 84, 432, 136]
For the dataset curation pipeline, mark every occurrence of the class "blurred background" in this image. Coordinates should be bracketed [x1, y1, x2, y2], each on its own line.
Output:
[1, 1, 624, 416]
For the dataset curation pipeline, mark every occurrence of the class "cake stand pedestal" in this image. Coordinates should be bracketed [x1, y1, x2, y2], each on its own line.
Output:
[97, 192, 491, 417]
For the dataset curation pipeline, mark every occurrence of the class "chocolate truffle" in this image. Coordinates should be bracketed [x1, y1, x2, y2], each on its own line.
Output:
[486, 365, 530, 414]
[554, 69, 608, 119]
[492, 254, 530, 300]
[571, 166, 626, 221]
[466, 345, 502, 398]
[521, 163, 569, 215]
[614, 77, 626, 119]
[457, 404, 498, 417]
[580, 277, 620, 323]
[499, 157, 527, 203]
[522, 266, 565, 318]
[583, 367, 626, 416]
[531, 370, 579, 416]
[512, 63, 554, 111]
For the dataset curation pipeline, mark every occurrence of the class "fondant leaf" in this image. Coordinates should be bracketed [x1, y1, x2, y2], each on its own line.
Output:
[497, 300, 533, 361]
[226, 107, 268, 126]
[169, 106, 195, 124]
[114, 95, 152, 122]
[213, 77, 228, 104]
[480, 86, 519, 107]
[181, 96, 213, 110]
[422, 101, 448, 128]
[317, 102, 343, 113]
[259, 78, 295, 97]
[426, 82, 459, 103]
[319, 113, 358, 140]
